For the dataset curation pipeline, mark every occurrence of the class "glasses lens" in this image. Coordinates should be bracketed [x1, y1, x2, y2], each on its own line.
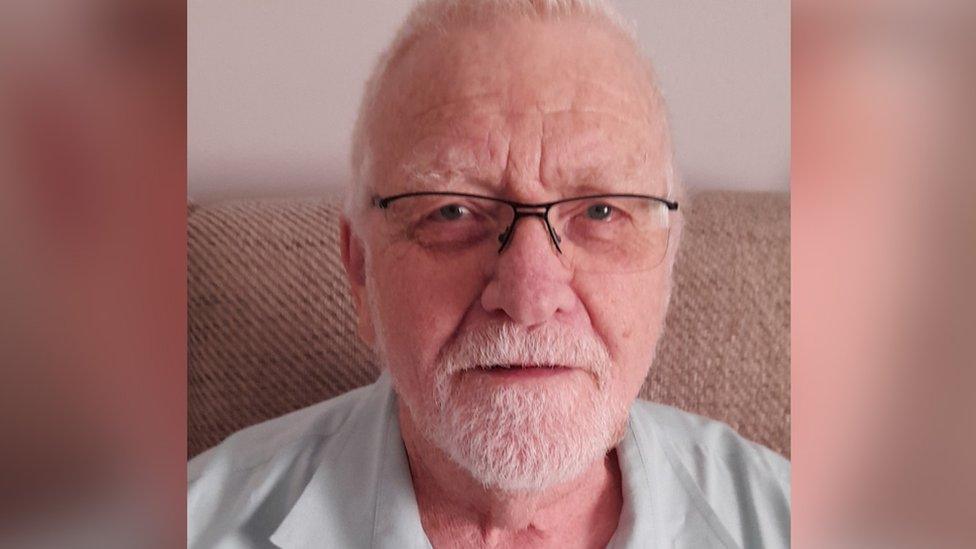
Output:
[381, 194, 513, 251]
[550, 196, 671, 272]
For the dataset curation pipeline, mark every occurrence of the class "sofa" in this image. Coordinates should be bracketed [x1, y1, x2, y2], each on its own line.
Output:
[187, 190, 790, 459]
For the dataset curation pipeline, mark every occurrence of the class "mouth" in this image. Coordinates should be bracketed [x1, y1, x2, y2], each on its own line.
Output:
[471, 363, 573, 379]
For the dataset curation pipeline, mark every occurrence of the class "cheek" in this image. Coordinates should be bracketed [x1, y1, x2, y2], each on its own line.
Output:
[367, 246, 486, 383]
[578, 271, 668, 389]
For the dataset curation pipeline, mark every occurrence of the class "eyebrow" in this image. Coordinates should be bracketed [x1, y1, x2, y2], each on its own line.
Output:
[556, 166, 655, 195]
[399, 162, 500, 193]
[398, 155, 662, 197]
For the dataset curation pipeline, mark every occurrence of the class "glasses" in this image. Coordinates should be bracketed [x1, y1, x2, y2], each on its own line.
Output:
[372, 191, 678, 273]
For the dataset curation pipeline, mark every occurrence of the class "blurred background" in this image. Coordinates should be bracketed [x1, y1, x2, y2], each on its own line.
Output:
[792, 1, 976, 546]
[187, 0, 790, 202]
[1, 0, 974, 547]
[1, 0, 185, 547]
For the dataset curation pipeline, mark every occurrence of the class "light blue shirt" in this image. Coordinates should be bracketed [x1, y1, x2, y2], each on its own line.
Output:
[188, 372, 790, 548]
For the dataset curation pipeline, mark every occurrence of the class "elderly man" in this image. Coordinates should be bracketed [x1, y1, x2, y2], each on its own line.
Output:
[188, 1, 790, 547]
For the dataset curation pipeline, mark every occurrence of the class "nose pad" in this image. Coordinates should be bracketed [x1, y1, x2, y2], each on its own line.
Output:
[497, 212, 563, 254]
[481, 216, 576, 326]
[492, 216, 573, 279]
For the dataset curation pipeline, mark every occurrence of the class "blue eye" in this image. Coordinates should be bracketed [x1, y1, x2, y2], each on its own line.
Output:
[586, 203, 613, 220]
[437, 204, 468, 221]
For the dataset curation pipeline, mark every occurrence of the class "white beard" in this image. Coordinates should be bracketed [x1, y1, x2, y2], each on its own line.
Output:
[399, 322, 630, 492]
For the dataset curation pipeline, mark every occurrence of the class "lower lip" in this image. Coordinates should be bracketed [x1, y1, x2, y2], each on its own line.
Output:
[475, 365, 573, 379]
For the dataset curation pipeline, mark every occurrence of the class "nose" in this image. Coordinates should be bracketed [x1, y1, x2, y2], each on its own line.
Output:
[480, 216, 577, 327]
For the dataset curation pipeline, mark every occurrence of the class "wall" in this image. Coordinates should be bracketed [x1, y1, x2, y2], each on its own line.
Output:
[188, 0, 789, 203]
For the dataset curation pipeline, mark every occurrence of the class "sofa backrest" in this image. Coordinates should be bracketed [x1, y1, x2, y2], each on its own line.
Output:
[187, 190, 790, 458]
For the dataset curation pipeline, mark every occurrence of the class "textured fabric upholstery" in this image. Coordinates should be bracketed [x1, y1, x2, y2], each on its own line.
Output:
[187, 190, 790, 458]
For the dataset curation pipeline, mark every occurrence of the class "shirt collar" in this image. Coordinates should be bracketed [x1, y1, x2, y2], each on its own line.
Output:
[608, 407, 740, 549]
[270, 375, 736, 549]
[269, 372, 430, 549]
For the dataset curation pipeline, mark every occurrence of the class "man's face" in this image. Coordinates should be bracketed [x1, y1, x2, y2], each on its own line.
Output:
[344, 17, 674, 490]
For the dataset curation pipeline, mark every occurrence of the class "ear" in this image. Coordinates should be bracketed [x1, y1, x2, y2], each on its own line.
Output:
[339, 217, 376, 346]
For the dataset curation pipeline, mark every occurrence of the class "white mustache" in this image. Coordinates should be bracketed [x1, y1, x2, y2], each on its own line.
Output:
[437, 323, 614, 379]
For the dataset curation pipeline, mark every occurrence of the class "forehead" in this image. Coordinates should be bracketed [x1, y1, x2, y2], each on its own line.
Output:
[370, 17, 669, 194]
[396, 17, 650, 115]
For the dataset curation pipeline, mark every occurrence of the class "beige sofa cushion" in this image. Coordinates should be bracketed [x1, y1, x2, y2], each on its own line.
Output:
[188, 190, 790, 458]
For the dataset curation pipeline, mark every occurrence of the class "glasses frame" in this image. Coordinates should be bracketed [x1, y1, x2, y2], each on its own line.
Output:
[372, 191, 679, 254]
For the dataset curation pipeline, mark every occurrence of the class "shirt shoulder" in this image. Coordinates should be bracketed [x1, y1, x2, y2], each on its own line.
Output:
[630, 399, 790, 548]
[630, 399, 791, 484]
[187, 383, 377, 548]
[189, 383, 372, 478]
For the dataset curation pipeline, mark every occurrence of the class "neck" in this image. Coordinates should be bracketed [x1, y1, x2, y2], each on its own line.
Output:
[398, 400, 623, 547]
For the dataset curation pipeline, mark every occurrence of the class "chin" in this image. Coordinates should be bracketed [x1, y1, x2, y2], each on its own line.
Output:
[422, 370, 630, 492]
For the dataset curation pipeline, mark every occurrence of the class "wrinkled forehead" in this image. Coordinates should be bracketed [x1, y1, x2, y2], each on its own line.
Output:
[367, 17, 670, 194]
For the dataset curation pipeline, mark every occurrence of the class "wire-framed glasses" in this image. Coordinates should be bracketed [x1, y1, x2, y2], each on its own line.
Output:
[372, 191, 678, 273]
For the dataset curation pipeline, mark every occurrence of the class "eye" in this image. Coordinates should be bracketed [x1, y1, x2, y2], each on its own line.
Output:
[436, 204, 469, 221]
[586, 203, 613, 220]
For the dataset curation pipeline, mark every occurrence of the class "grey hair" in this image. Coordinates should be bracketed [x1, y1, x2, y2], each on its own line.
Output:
[346, 0, 678, 225]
